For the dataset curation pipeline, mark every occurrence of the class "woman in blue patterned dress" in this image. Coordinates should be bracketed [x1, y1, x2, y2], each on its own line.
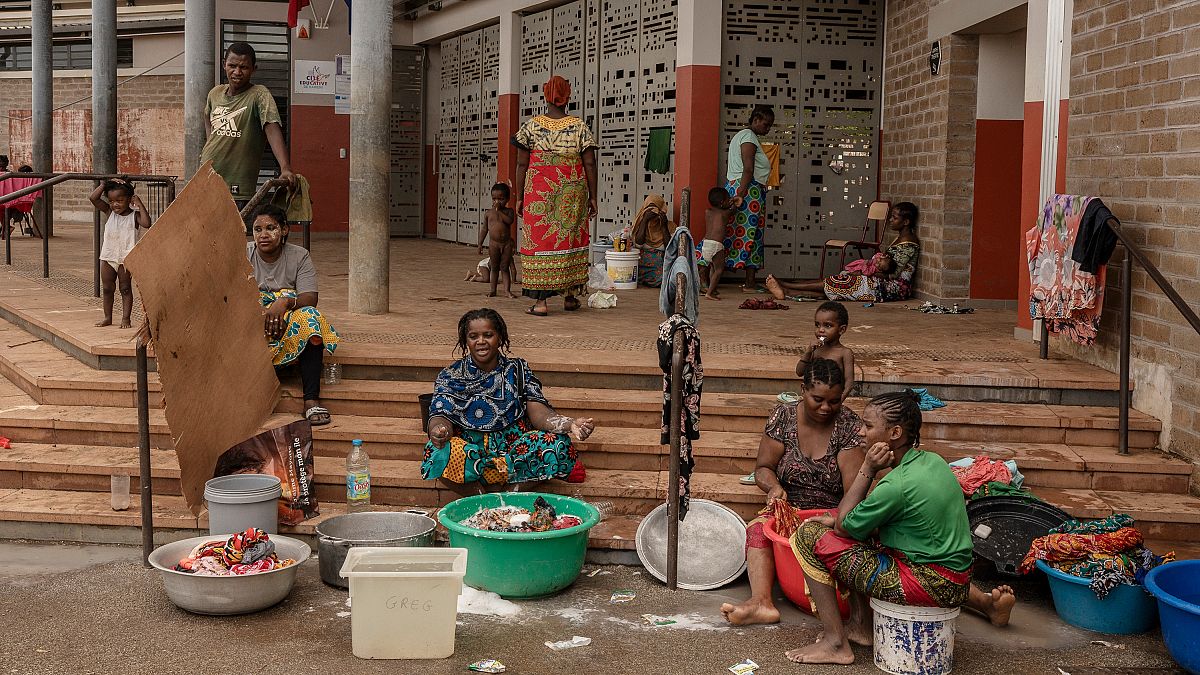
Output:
[724, 105, 775, 292]
[421, 309, 594, 486]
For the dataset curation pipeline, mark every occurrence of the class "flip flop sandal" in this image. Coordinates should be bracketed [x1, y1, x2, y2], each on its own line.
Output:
[739, 473, 756, 485]
[526, 306, 549, 317]
[304, 405, 332, 426]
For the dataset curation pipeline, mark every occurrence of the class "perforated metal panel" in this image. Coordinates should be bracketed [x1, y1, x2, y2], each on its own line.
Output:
[480, 24, 501, 238]
[458, 31, 484, 244]
[436, 1, 677, 243]
[437, 37, 460, 241]
[721, 0, 882, 277]
[390, 48, 423, 236]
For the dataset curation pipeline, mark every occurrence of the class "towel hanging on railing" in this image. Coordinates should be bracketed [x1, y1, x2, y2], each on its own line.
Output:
[1026, 194, 1108, 346]
[659, 226, 700, 323]
[658, 314, 702, 520]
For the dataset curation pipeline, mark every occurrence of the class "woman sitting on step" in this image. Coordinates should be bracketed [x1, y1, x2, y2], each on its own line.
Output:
[248, 204, 339, 426]
[721, 359, 864, 626]
[786, 390, 1015, 666]
[421, 308, 592, 488]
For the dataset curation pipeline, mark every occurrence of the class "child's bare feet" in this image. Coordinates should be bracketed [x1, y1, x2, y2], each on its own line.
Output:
[765, 275, 786, 300]
[464, 270, 474, 281]
[486, 291, 497, 297]
[505, 291, 518, 298]
[95, 318, 112, 327]
[119, 318, 132, 329]
[703, 291, 721, 300]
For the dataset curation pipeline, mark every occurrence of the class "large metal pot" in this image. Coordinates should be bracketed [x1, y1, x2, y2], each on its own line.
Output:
[315, 510, 437, 588]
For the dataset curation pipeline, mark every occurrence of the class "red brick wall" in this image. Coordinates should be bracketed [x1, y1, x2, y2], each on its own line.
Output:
[2, 74, 184, 219]
[1066, 1, 1200, 460]
[880, 0, 978, 301]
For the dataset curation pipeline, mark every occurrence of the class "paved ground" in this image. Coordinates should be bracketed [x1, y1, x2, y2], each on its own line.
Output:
[0, 541, 1182, 674]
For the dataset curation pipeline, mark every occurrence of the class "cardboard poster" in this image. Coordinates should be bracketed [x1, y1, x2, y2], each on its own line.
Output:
[122, 163, 281, 514]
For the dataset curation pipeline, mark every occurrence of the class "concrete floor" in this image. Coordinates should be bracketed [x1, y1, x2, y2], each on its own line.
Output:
[0, 540, 1182, 675]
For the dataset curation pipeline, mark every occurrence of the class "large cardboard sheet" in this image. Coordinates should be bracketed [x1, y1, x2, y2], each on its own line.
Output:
[124, 163, 280, 514]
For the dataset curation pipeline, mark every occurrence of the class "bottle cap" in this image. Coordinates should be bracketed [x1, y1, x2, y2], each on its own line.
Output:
[352, 439, 362, 446]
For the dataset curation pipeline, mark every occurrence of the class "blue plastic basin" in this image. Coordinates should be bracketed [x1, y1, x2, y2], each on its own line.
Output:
[1036, 560, 1158, 634]
[1145, 560, 1200, 674]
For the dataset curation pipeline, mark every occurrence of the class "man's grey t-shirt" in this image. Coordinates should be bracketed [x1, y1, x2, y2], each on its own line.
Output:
[247, 242, 318, 294]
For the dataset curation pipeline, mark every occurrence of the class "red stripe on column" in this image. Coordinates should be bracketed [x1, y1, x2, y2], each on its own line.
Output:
[496, 93, 520, 193]
[970, 119, 1024, 300]
[673, 64, 721, 239]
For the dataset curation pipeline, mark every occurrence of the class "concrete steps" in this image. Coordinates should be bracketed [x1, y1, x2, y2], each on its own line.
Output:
[0, 314, 1192, 550]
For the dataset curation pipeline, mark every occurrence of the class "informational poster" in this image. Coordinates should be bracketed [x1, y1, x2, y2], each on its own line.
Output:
[294, 59, 335, 94]
[334, 54, 351, 114]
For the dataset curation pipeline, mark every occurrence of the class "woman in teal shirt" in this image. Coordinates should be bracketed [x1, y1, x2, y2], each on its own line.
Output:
[786, 390, 1016, 665]
[723, 105, 774, 291]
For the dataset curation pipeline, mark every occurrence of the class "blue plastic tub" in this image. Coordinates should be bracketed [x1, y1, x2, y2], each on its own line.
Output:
[1037, 560, 1158, 634]
[1145, 561, 1200, 674]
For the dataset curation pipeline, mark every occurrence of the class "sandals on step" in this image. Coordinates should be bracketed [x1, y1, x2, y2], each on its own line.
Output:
[305, 405, 332, 426]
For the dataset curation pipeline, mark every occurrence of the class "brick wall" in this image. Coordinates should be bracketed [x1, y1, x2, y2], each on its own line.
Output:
[879, 0, 978, 301]
[1066, 0, 1200, 460]
[2, 75, 184, 219]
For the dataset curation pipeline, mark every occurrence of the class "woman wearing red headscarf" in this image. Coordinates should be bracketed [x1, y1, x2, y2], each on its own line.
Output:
[512, 75, 598, 316]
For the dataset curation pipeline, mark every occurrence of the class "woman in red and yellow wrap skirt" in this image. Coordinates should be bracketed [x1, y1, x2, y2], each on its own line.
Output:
[513, 75, 598, 317]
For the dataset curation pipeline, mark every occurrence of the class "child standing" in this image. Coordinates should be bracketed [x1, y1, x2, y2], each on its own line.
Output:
[477, 182, 517, 298]
[795, 301, 856, 396]
[89, 179, 151, 328]
[700, 187, 735, 300]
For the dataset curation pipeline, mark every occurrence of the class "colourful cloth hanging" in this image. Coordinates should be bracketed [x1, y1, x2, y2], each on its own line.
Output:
[644, 127, 672, 175]
[761, 142, 782, 188]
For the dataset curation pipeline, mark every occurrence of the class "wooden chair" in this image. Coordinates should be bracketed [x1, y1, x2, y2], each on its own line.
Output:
[818, 200, 890, 278]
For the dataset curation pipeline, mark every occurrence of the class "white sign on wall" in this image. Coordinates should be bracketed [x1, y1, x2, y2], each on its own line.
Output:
[294, 60, 335, 94]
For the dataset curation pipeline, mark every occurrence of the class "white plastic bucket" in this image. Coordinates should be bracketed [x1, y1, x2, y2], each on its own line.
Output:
[870, 598, 960, 675]
[605, 250, 640, 290]
[204, 474, 282, 535]
[340, 547, 468, 659]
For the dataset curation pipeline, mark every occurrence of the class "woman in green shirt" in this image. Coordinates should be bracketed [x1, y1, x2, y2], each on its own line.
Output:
[786, 390, 1015, 665]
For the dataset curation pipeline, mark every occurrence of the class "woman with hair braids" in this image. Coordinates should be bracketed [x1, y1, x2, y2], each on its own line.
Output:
[786, 390, 1015, 666]
[420, 308, 594, 487]
[721, 358, 864, 626]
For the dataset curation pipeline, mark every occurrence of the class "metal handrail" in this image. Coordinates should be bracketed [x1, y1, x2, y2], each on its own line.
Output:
[0, 171, 177, 287]
[1039, 215, 1200, 455]
[665, 187, 692, 590]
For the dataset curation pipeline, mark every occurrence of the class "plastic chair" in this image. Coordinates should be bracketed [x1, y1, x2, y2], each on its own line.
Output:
[818, 200, 890, 278]
[0, 177, 43, 239]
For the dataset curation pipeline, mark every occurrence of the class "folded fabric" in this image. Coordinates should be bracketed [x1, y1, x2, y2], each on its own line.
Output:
[951, 454, 1012, 496]
[949, 455, 1023, 488]
[910, 387, 946, 411]
[970, 481, 1039, 501]
[1019, 526, 1144, 574]
[1051, 513, 1133, 535]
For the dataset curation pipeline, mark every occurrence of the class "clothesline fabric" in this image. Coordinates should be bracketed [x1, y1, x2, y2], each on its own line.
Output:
[1026, 194, 1110, 345]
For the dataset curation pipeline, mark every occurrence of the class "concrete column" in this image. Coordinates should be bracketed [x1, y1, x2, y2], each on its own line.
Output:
[673, 0, 723, 237]
[348, 0, 394, 315]
[92, 0, 118, 174]
[31, 0, 53, 236]
[184, 0, 216, 179]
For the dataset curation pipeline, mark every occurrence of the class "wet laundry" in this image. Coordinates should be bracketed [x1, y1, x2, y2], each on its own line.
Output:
[1018, 513, 1173, 598]
[173, 528, 296, 576]
[461, 497, 583, 533]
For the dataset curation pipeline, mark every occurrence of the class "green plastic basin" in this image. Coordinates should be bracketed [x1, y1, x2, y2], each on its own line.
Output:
[437, 493, 600, 598]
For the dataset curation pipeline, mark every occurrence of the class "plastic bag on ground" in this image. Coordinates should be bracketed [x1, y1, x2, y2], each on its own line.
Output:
[588, 292, 617, 309]
[588, 263, 615, 291]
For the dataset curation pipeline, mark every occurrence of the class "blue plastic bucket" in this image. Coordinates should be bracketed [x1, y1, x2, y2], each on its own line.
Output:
[1145, 561, 1200, 674]
[1036, 560, 1158, 634]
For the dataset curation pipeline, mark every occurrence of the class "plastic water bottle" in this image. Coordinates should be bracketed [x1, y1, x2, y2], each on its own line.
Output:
[346, 439, 371, 511]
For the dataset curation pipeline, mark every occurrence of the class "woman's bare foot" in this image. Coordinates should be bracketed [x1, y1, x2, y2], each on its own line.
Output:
[486, 291, 497, 297]
[765, 275, 786, 300]
[95, 318, 112, 327]
[703, 291, 721, 301]
[982, 585, 1016, 627]
[506, 291, 518, 298]
[118, 318, 132, 329]
[719, 598, 781, 625]
[785, 639, 855, 665]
